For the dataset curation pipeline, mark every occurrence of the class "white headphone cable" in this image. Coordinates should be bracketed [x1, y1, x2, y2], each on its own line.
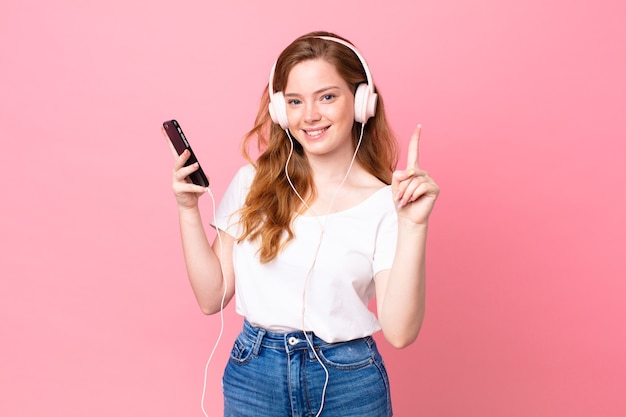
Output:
[201, 187, 226, 417]
[284, 124, 365, 220]
[285, 124, 366, 417]
[195, 124, 365, 417]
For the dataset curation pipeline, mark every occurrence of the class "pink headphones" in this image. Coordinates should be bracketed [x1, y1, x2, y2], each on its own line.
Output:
[268, 35, 378, 130]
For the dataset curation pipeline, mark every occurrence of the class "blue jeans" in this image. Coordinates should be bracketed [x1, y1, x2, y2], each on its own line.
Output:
[223, 320, 392, 417]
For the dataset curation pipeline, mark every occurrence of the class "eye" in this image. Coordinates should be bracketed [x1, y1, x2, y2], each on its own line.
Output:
[321, 94, 335, 101]
[287, 98, 302, 106]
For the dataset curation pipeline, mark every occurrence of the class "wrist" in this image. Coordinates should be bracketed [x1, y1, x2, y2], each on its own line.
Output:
[178, 203, 201, 218]
[397, 215, 429, 232]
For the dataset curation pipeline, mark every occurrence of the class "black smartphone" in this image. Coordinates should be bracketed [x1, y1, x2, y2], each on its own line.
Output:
[163, 119, 209, 187]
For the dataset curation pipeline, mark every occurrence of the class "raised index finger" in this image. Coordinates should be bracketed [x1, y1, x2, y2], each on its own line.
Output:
[406, 124, 421, 169]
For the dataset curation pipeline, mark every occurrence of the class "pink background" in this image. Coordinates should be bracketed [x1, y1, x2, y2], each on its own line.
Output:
[2, 0, 625, 416]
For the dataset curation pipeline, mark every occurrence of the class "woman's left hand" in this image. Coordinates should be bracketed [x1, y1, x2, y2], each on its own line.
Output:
[391, 125, 440, 225]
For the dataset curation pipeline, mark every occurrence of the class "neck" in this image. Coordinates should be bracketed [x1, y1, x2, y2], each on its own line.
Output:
[308, 154, 360, 186]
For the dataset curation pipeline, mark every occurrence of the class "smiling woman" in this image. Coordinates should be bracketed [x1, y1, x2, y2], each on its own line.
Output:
[3, 1, 625, 416]
[283, 60, 357, 160]
[166, 31, 439, 416]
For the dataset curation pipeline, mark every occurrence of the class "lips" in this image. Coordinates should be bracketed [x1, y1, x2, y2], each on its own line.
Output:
[303, 127, 329, 138]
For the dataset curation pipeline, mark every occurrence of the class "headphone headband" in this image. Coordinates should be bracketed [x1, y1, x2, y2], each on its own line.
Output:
[268, 35, 378, 129]
[313, 36, 375, 95]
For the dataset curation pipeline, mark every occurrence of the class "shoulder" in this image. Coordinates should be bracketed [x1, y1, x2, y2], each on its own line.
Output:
[336, 185, 395, 219]
[228, 164, 256, 190]
[355, 172, 394, 212]
[220, 164, 256, 206]
[235, 163, 256, 180]
[367, 186, 395, 213]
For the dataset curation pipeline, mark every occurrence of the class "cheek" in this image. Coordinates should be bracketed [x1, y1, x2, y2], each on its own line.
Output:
[327, 101, 354, 124]
[286, 107, 302, 124]
[336, 105, 355, 126]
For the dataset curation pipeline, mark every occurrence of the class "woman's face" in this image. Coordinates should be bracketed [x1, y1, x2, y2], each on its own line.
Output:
[283, 59, 355, 159]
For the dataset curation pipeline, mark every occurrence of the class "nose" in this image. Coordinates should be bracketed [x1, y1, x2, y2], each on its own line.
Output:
[303, 102, 321, 123]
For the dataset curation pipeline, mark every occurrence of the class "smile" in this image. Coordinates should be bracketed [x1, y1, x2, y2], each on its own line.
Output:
[304, 127, 328, 137]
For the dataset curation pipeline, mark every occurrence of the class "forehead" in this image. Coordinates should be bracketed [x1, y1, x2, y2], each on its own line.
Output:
[284, 59, 350, 93]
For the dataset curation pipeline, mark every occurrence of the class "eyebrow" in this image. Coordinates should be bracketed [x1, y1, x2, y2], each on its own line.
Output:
[284, 86, 341, 97]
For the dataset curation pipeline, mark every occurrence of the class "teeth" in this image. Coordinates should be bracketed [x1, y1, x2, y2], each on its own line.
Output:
[306, 128, 326, 136]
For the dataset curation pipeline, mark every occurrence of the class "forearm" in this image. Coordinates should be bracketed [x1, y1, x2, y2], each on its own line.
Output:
[178, 205, 229, 314]
[378, 219, 428, 348]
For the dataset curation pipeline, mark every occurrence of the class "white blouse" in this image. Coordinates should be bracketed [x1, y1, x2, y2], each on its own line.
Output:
[213, 164, 398, 343]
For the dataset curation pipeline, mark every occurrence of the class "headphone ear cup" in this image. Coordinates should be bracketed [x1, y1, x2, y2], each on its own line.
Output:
[354, 84, 378, 124]
[269, 91, 289, 130]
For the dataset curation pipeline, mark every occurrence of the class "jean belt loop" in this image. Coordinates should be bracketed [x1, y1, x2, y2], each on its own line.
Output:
[306, 333, 318, 360]
[252, 327, 266, 357]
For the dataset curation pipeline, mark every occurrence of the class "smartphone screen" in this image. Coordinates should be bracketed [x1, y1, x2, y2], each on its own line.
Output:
[163, 119, 209, 187]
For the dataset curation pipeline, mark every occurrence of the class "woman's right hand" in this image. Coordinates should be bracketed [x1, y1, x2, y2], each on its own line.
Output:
[164, 130, 208, 209]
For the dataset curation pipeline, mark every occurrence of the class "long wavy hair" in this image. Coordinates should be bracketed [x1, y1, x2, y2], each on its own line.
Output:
[238, 31, 398, 263]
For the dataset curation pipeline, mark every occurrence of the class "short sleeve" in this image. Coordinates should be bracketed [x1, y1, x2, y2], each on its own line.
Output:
[372, 200, 398, 275]
[212, 164, 255, 238]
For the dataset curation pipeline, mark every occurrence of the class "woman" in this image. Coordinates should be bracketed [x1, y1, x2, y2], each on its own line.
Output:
[169, 31, 439, 416]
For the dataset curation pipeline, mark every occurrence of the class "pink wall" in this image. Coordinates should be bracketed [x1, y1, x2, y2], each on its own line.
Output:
[1, 0, 624, 416]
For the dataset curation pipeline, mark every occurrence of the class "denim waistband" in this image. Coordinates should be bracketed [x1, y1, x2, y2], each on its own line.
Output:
[241, 319, 338, 353]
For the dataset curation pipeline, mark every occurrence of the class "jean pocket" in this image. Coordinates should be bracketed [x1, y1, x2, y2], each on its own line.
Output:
[229, 334, 255, 364]
[316, 337, 375, 370]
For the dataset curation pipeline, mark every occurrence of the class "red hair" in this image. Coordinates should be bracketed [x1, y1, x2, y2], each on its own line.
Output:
[238, 31, 398, 263]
